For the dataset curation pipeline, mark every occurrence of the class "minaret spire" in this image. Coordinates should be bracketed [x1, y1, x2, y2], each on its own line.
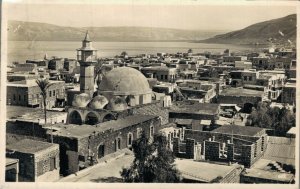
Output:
[84, 30, 91, 42]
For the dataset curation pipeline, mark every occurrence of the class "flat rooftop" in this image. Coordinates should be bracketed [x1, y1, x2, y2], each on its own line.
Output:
[264, 136, 295, 166]
[6, 139, 57, 154]
[220, 87, 263, 97]
[243, 159, 295, 183]
[175, 159, 243, 182]
[51, 114, 158, 139]
[7, 105, 67, 123]
[212, 125, 265, 137]
[170, 101, 219, 115]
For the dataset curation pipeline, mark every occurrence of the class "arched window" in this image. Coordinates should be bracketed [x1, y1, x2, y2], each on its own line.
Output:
[127, 133, 133, 147]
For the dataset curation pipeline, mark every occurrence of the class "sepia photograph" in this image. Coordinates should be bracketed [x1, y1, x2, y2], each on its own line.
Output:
[1, 0, 299, 188]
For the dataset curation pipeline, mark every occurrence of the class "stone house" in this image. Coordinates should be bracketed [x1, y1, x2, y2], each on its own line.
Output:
[6, 139, 60, 182]
[46, 114, 161, 176]
[7, 79, 66, 109]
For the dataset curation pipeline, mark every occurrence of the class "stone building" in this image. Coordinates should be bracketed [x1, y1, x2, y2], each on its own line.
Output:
[141, 66, 177, 83]
[173, 125, 267, 168]
[47, 114, 161, 176]
[7, 79, 66, 109]
[281, 80, 296, 105]
[6, 139, 60, 182]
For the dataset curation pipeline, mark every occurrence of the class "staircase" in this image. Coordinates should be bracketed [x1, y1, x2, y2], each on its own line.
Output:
[269, 161, 286, 173]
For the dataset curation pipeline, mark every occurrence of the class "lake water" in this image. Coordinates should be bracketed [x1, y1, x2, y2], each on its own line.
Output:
[8, 41, 264, 63]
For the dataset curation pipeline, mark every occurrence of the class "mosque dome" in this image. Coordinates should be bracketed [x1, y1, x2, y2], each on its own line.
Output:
[72, 93, 91, 108]
[88, 95, 109, 110]
[98, 67, 152, 95]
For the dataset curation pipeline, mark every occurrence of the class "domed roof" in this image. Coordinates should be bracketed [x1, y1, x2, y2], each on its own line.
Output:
[98, 67, 152, 95]
[88, 95, 109, 110]
[72, 93, 91, 108]
[106, 96, 128, 111]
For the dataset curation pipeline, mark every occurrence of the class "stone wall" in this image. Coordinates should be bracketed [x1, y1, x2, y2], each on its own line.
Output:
[79, 117, 161, 160]
[6, 121, 47, 139]
[204, 140, 220, 161]
[35, 144, 60, 182]
[184, 129, 266, 168]
[50, 116, 161, 176]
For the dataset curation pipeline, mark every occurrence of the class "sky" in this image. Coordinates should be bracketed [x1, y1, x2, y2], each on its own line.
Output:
[4, 0, 297, 31]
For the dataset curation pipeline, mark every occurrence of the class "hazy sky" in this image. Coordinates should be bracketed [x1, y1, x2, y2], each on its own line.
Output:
[5, 1, 297, 31]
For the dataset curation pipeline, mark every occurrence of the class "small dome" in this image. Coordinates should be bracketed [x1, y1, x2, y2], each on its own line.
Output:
[106, 96, 128, 111]
[88, 95, 109, 110]
[98, 67, 152, 95]
[72, 93, 91, 108]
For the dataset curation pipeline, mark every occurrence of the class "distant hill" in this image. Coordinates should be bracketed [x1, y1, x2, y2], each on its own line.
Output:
[200, 14, 296, 45]
[8, 21, 226, 42]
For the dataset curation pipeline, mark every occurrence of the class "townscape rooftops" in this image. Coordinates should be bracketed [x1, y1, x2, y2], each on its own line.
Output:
[170, 101, 219, 115]
[175, 159, 243, 182]
[6, 139, 57, 154]
[50, 114, 158, 139]
[212, 125, 265, 137]
[220, 87, 264, 97]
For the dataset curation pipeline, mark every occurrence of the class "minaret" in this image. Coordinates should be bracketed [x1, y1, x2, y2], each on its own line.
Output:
[77, 31, 98, 97]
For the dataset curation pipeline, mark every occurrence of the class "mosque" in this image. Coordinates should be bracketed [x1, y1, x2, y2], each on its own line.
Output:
[45, 32, 171, 175]
[66, 32, 167, 126]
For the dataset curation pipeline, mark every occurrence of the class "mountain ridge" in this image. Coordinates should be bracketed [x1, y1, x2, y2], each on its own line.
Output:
[200, 14, 296, 45]
[8, 20, 226, 42]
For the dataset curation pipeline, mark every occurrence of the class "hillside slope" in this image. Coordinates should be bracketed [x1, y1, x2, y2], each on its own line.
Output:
[200, 14, 296, 45]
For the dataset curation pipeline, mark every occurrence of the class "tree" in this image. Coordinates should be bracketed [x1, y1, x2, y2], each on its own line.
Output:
[121, 132, 181, 183]
[246, 102, 295, 136]
[187, 49, 193, 54]
[36, 78, 52, 124]
[121, 51, 128, 57]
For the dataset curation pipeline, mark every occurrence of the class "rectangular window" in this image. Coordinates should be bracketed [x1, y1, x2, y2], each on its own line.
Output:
[13, 94, 16, 101]
[24, 95, 26, 102]
[160, 75, 163, 80]
[165, 75, 168, 80]
[53, 90, 56, 96]
[49, 91, 52, 97]
[243, 76, 247, 81]
[19, 95, 21, 101]
[249, 76, 252, 81]
[150, 126, 154, 137]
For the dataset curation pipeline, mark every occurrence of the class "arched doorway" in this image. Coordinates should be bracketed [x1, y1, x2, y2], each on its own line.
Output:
[69, 110, 83, 125]
[85, 112, 99, 125]
[243, 103, 254, 113]
[97, 144, 105, 159]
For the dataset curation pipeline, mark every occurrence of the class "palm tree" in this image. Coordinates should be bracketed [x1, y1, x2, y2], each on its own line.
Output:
[36, 78, 52, 125]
